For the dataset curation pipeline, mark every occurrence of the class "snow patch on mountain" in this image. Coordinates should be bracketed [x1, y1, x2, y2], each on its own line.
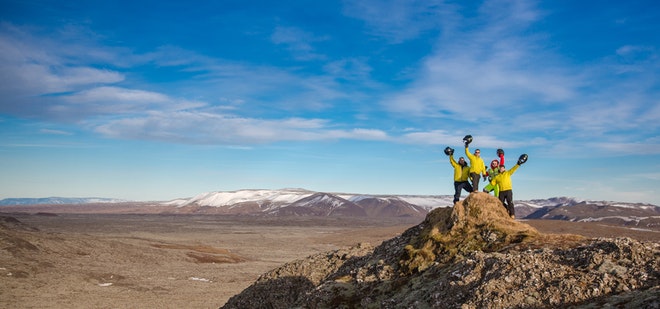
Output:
[340, 195, 452, 210]
[397, 196, 454, 209]
[584, 201, 658, 210]
[177, 189, 314, 208]
[294, 194, 346, 209]
[578, 216, 659, 224]
[516, 197, 583, 208]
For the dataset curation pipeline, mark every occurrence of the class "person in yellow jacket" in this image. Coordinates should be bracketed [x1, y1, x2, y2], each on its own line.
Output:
[490, 154, 528, 219]
[463, 135, 486, 191]
[483, 148, 505, 197]
[445, 147, 473, 204]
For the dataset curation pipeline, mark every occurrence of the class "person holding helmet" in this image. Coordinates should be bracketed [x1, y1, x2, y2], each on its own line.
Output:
[489, 154, 528, 219]
[483, 148, 505, 197]
[463, 135, 487, 191]
[445, 146, 473, 204]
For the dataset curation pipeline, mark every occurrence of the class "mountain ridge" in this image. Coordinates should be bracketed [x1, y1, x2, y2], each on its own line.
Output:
[1, 189, 658, 228]
[3, 189, 658, 208]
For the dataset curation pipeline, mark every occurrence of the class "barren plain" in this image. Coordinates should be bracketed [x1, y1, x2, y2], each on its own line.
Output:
[1, 212, 658, 308]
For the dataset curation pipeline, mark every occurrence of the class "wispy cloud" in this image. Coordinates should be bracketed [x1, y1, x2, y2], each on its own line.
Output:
[366, 0, 660, 154]
[0, 2, 658, 154]
[271, 26, 327, 61]
[40, 129, 73, 136]
[0, 23, 362, 141]
[0, 36, 124, 96]
[94, 111, 389, 145]
[381, 0, 577, 121]
[342, 0, 458, 43]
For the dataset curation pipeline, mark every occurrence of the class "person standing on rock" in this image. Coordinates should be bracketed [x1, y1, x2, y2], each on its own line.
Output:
[490, 154, 528, 219]
[445, 146, 473, 204]
[483, 148, 505, 197]
[463, 135, 486, 191]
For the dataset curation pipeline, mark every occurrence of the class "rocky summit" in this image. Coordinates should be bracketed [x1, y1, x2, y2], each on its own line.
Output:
[221, 193, 659, 309]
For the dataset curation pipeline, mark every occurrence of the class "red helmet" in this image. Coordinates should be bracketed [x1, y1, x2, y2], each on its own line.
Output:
[490, 160, 499, 169]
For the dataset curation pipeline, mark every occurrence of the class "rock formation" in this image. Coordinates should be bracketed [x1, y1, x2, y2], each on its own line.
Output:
[221, 193, 659, 308]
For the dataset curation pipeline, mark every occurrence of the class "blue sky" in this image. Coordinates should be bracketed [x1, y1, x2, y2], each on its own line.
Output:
[1, 0, 659, 204]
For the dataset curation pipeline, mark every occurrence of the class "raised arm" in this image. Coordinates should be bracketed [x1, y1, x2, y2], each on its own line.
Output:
[449, 154, 458, 168]
[497, 148, 505, 166]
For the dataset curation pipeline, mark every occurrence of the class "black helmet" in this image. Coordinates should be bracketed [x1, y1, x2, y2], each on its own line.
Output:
[517, 154, 528, 165]
[463, 135, 473, 145]
[444, 146, 454, 156]
[497, 148, 504, 156]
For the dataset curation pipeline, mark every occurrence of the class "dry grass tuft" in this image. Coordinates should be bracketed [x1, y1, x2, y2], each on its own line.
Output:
[400, 193, 544, 274]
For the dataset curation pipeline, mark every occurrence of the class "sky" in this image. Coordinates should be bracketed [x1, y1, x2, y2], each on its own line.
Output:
[0, 0, 659, 205]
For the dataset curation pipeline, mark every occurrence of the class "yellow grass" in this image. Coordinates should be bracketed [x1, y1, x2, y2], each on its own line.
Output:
[400, 193, 544, 274]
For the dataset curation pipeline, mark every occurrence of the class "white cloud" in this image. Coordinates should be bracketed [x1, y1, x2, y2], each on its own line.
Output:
[323, 58, 373, 81]
[0, 39, 124, 96]
[400, 130, 518, 148]
[67, 86, 170, 104]
[0, 23, 374, 143]
[40, 129, 73, 136]
[271, 26, 327, 61]
[0, 23, 128, 118]
[342, 0, 458, 43]
[45, 86, 206, 120]
[381, 1, 577, 120]
[94, 111, 390, 145]
[375, 0, 660, 158]
[399, 130, 456, 145]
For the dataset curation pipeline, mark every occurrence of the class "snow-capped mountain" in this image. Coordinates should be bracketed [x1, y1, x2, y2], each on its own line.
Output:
[514, 197, 585, 218]
[166, 189, 659, 227]
[275, 193, 367, 216]
[523, 199, 660, 228]
[166, 188, 314, 208]
[170, 189, 435, 217]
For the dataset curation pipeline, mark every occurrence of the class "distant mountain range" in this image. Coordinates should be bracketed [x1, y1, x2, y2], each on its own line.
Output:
[0, 197, 127, 206]
[1, 189, 658, 229]
[164, 189, 440, 217]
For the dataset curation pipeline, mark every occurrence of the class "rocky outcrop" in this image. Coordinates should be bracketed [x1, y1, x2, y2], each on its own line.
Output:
[221, 193, 660, 308]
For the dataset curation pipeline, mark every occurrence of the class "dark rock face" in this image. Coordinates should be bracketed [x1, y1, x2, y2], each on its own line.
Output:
[221, 193, 660, 309]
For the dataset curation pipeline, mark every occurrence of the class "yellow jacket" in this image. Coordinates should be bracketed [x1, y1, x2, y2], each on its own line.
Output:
[490, 164, 520, 191]
[465, 146, 486, 175]
[450, 155, 470, 182]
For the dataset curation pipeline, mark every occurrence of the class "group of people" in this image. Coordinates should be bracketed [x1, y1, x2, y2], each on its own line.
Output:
[444, 135, 528, 219]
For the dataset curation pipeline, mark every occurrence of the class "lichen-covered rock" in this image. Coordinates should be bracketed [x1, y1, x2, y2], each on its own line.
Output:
[221, 193, 660, 309]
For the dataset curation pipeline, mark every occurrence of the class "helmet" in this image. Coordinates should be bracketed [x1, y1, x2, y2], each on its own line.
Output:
[463, 135, 473, 145]
[444, 146, 454, 156]
[497, 148, 504, 156]
[517, 154, 528, 165]
[491, 160, 499, 168]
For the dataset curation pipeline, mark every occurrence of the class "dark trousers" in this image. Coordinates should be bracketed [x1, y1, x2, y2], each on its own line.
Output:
[470, 172, 481, 191]
[499, 190, 514, 217]
[454, 181, 473, 203]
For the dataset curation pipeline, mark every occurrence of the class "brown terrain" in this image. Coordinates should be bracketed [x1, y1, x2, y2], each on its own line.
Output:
[1, 200, 658, 308]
